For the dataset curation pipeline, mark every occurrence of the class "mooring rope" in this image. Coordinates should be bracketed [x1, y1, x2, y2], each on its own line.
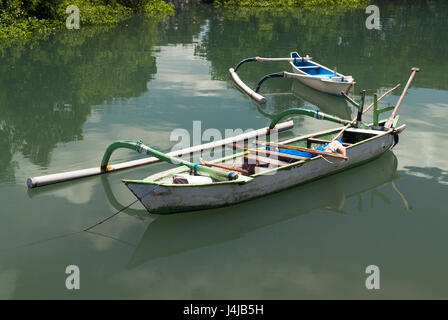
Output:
[321, 155, 336, 164]
[83, 199, 140, 232]
[1, 185, 160, 252]
[83, 184, 160, 231]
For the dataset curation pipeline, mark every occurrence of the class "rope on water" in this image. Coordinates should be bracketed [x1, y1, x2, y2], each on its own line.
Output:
[1, 185, 161, 252]
[84, 184, 160, 231]
[83, 199, 140, 232]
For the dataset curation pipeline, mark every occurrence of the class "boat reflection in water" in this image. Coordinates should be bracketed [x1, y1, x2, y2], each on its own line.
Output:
[256, 80, 353, 121]
[126, 151, 403, 267]
[290, 81, 353, 120]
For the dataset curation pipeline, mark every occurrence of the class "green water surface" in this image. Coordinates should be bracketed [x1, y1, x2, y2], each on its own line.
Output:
[0, 1, 447, 299]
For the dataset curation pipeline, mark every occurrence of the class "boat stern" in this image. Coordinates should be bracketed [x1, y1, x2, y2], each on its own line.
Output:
[122, 172, 253, 214]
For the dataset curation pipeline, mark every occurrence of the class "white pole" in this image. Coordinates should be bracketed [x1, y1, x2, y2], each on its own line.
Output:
[255, 57, 312, 62]
[27, 121, 293, 188]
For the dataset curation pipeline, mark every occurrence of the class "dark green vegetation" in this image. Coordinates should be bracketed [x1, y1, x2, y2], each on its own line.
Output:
[215, 0, 368, 8]
[0, 0, 174, 39]
[0, 0, 372, 39]
[0, 3, 209, 179]
[197, 1, 447, 92]
[0, 18, 160, 174]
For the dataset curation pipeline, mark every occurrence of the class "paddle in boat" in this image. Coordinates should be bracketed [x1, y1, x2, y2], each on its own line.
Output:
[27, 68, 419, 216]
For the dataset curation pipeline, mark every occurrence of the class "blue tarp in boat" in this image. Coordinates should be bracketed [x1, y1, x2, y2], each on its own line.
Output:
[266, 139, 343, 162]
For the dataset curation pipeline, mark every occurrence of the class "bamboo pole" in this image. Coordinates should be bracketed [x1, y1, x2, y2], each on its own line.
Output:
[232, 143, 309, 161]
[331, 83, 401, 142]
[255, 56, 312, 62]
[27, 121, 293, 188]
[244, 154, 289, 166]
[199, 158, 249, 175]
[384, 67, 420, 128]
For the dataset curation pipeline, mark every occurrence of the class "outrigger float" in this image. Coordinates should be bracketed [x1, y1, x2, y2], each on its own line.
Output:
[27, 68, 419, 215]
[229, 51, 355, 103]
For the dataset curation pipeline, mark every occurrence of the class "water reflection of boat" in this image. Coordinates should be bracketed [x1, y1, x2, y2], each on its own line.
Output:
[127, 151, 398, 267]
[254, 80, 352, 121]
[291, 81, 353, 120]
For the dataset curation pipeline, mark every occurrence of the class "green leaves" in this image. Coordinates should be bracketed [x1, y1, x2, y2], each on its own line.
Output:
[214, 0, 368, 8]
[0, 0, 174, 39]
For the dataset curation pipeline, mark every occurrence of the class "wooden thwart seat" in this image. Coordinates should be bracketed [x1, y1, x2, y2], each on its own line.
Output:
[199, 158, 249, 175]
[244, 153, 289, 166]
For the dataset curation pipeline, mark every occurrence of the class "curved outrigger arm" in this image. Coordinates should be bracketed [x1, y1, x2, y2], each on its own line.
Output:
[269, 108, 352, 130]
[230, 56, 312, 104]
[101, 140, 239, 181]
[233, 58, 257, 73]
[255, 72, 285, 93]
[256, 71, 320, 94]
[233, 56, 312, 73]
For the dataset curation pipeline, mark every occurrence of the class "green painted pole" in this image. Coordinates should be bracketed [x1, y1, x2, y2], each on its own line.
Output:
[373, 93, 379, 126]
[101, 140, 239, 181]
[269, 108, 350, 129]
[101, 141, 140, 170]
[331, 84, 401, 141]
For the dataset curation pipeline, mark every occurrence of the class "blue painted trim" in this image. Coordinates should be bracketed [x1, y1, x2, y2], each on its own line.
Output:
[193, 164, 198, 175]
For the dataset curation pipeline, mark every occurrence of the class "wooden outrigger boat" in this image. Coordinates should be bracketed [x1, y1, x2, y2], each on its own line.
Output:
[122, 122, 404, 214]
[229, 51, 355, 103]
[121, 68, 418, 214]
[27, 68, 419, 216]
[287, 52, 355, 96]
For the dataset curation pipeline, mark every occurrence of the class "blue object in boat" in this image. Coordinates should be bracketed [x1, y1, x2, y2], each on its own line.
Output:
[277, 147, 313, 158]
[265, 139, 343, 163]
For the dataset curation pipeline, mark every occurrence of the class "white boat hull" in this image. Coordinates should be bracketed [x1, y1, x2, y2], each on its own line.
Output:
[288, 68, 354, 96]
[288, 51, 354, 96]
[125, 128, 395, 214]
